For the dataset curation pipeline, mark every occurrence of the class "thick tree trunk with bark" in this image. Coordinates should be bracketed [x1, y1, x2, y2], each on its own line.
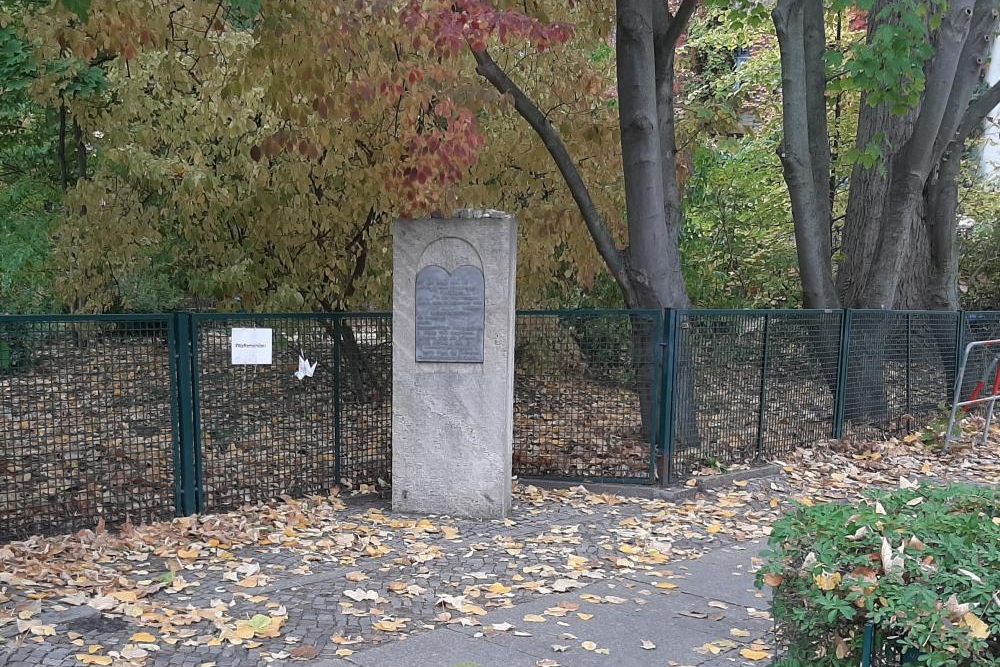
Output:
[617, 0, 698, 452]
[617, 0, 682, 311]
[773, 0, 846, 422]
[473, 0, 698, 460]
[838, 0, 998, 310]
[773, 0, 839, 311]
[925, 156, 962, 312]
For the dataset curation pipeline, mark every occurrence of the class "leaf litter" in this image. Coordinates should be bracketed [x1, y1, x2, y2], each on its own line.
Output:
[0, 424, 996, 665]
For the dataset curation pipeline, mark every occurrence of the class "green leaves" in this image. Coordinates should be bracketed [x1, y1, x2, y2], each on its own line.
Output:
[761, 484, 1000, 667]
[45, 58, 108, 98]
[844, 0, 940, 114]
[843, 137, 884, 170]
[225, 0, 261, 26]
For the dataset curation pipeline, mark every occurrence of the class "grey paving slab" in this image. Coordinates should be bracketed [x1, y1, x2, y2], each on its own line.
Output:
[387, 551, 774, 667]
[659, 542, 770, 610]
[342, 628, 538, 667]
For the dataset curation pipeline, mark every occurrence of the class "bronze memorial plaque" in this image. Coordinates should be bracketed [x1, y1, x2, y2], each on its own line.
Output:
[415, 264, 486, 363]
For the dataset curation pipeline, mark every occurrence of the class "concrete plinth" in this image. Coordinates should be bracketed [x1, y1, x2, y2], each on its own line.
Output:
[391, 212, 517, 519]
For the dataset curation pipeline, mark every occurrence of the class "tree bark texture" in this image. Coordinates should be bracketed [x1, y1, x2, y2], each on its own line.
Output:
[74, 120, 87, 180]
[617, 0, 672, 310]
[652, 0, 695, 313]
[619, 0, 699, 450]
[838, 0, 999, 310]
[773, 0, 839, 310]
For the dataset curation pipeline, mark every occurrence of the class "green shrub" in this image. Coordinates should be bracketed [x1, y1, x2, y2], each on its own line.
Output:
[758, 484, 1000, 667]
[0, 179, 58, 314]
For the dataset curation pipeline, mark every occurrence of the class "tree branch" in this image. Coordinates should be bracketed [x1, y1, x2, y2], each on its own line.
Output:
[803, 0, 830, 209]
[662, 0, 696, 53]
[956, 79, 1000, 144]
[650, 0, 694, 309]
[930, 0, 1000, 166]
[862, 0, 979, 308]
[899, 0, 976, 179]
[57, 101, 68, 192]
[74, 120, 87, 180]
[470, 46, 632, 302]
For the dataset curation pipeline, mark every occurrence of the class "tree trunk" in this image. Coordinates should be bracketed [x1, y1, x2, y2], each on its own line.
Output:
[618, 0, 699, 457]
[652, 0, 694, 312]
[925, 154, 962, 312]
[57, 101, 69, 191]
[859, 1, 977, 309]
[830, 0, 996, 423]
[617, 0, 670, 310]
[617, 0, 670, 448]
[773, 0, 839, 311]
[839, 0, 996, 310]
[473, 0, 698, 458]
[773, 0, 848, 426]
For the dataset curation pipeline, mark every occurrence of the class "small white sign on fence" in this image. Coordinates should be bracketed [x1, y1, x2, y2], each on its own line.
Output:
[231, 328, 273, 365]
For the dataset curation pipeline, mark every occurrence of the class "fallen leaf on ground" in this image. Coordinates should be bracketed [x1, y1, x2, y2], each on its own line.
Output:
[739, 647, 770, 660]
[963, 612, 990, 640]
[289, 645, 319, 659]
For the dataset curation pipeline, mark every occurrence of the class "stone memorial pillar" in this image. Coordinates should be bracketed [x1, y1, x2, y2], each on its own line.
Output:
[392, 210, 517, 518]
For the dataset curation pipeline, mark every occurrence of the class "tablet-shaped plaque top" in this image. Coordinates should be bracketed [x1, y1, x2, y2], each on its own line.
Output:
[415, 264, 485, 363]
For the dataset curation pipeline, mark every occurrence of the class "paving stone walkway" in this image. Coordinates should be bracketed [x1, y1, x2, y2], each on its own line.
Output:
[1, 481, 779, 667]
[326, 540, 772, 667]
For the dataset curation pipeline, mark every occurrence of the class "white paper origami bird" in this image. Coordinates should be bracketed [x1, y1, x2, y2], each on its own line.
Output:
[294, 355, 317, 380]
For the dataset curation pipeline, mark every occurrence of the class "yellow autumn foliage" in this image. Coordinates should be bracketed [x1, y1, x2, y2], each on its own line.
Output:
[16, 0, 625, 312]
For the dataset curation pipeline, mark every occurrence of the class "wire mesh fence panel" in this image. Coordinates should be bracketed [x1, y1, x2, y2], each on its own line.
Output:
[336, 314, 391, 488]
[513, 311, 658, 482]
[842, 312, 959, 438]
[6, 306, 996, 534]
[963, 311, 1000, 346]
[0, 316, 177, 540]
[953, 312, 1000, 417]
[758, 311, 841, 458]
[842, 312, 910, 437]
[670, 311, 768, 478]
[906, 313, 961, 419]
[193, 315, 340, 512]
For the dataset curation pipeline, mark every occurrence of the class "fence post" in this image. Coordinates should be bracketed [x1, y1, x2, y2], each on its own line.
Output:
[861, 622, 875, 667]
[832, 309, 853, 439]
[658, 308, 679, 486]
[754, 313, 771, 458]
[173, 313, 199, 516]
[955, 311, 967, 394]
[333, 317, 343, 485]
[906, 312, 912, 419]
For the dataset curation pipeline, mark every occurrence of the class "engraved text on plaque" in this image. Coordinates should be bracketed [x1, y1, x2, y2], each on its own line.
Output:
[415, 265, 485, 363]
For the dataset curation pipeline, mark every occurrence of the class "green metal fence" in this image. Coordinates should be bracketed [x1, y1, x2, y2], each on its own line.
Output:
[3, 309, 999, 539]
[184, 313, 391, 515]
[662, 309, 996, 482]
[513, 311, 660, 484]
[0, 315, 178, 539]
